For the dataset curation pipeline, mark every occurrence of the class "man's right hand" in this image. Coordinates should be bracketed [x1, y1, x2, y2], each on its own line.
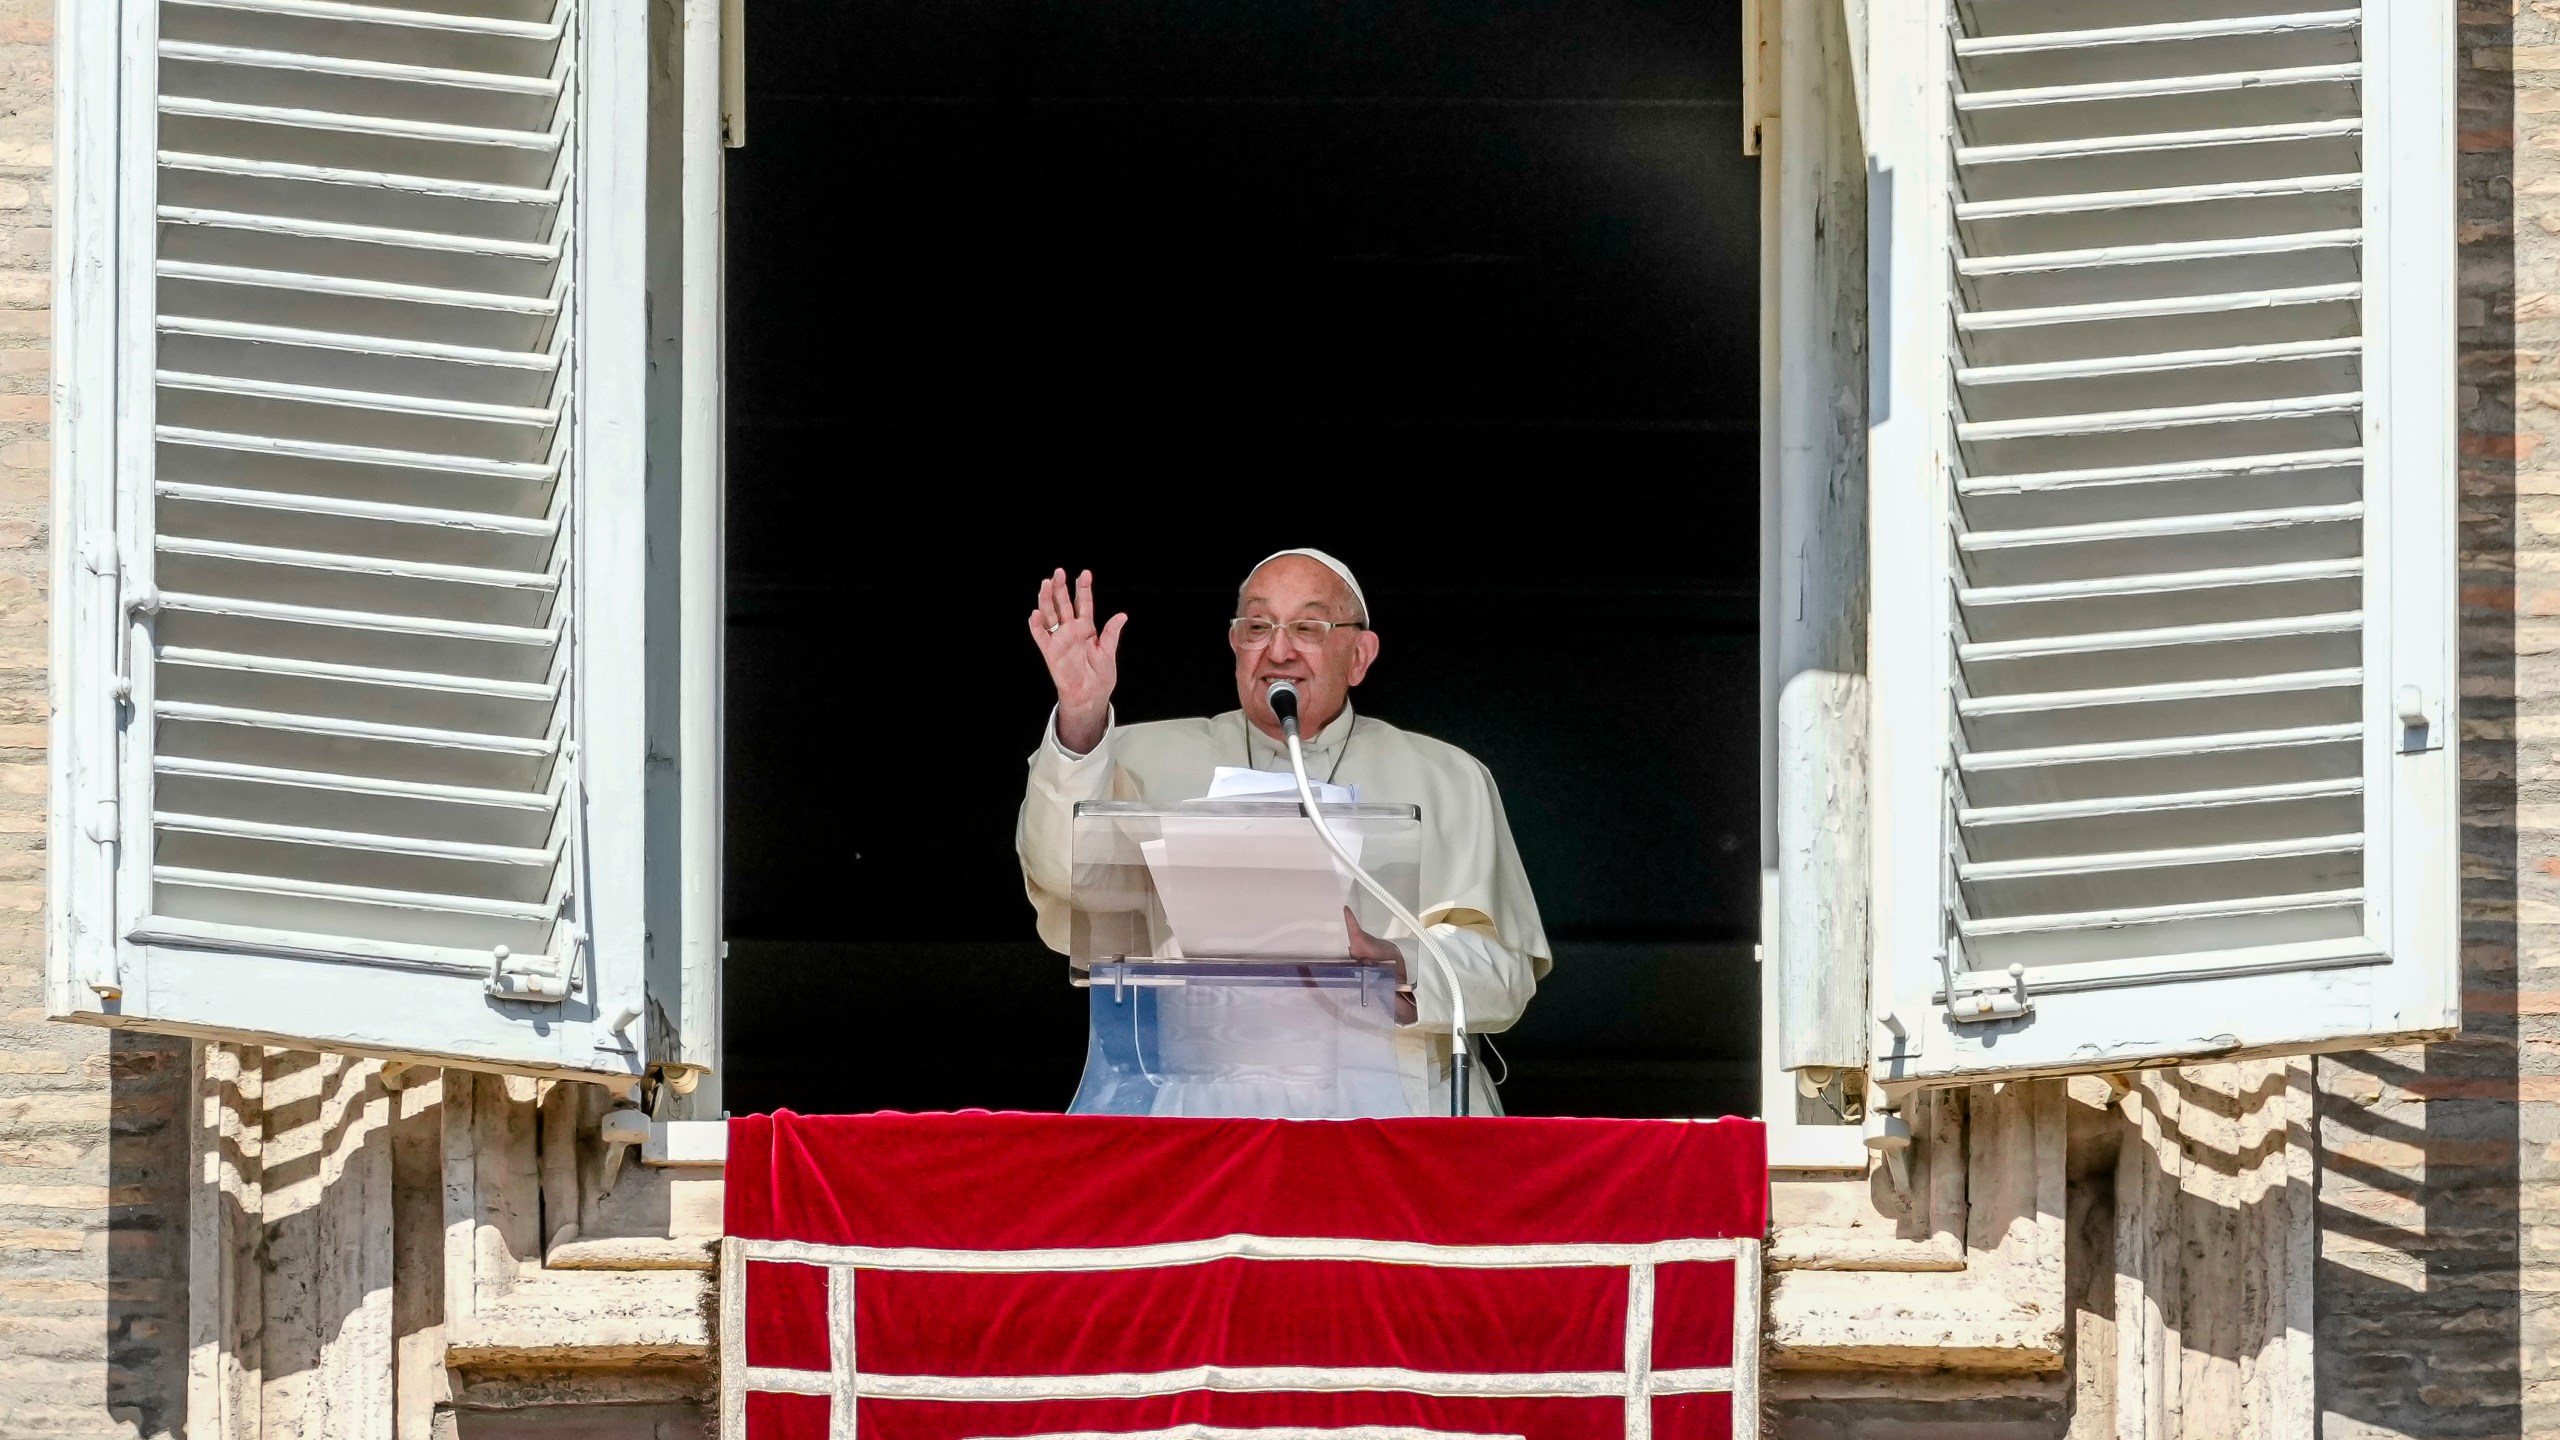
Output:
[1028, 569, 1126, 755]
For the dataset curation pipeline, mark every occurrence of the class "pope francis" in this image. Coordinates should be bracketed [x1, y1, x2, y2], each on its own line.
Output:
[1016, 548, 1552, 1115]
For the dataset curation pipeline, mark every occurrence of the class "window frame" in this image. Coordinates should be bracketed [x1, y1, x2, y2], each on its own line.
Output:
[1755, 0, 1875, 1165]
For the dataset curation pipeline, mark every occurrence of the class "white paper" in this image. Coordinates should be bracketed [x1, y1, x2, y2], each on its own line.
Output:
[1140, 815, 1363, 959]
[1202, 765, 1358, 804]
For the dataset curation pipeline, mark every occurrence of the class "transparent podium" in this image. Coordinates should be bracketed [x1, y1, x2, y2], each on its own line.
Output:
[1066, 799, 1425, 1119]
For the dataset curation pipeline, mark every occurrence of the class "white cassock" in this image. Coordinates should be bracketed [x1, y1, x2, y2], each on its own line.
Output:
[1019, 704, 1552, 1115]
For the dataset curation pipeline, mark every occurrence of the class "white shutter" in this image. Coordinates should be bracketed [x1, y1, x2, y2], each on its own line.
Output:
[1868, 0, 2457, 1085]
[50, 0, 655, 1078]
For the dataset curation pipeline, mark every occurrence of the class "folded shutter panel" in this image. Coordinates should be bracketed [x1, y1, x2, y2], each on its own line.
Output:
[1869, 0, 2457, 1084]
[51, 0, 654, 1077]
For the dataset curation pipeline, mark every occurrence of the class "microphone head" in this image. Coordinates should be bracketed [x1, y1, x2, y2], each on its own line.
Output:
[1265, 678, 1302, 728]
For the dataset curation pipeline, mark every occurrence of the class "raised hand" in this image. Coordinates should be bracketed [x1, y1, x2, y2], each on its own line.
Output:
[1028, 569, 1127, 755]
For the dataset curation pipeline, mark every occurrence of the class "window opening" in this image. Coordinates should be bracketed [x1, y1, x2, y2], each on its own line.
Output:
[721, 0, 1761, 1118]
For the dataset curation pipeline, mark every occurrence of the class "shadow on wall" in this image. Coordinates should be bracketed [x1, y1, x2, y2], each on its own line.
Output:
[107, 1044, 405, 1436]
[2094, 1063, 2318, 1432]
[105, 1030, 192, 1438]
[2314, 9, 2524, 1432]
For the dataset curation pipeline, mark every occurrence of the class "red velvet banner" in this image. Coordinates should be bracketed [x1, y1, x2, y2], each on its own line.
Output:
[726, 1113, 1767, 1440]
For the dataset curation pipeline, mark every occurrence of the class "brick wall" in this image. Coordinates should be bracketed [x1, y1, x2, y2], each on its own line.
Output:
[0, 5, 190, 1437]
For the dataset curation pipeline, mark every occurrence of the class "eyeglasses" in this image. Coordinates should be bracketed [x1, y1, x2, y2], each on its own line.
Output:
[1230, 616, 1365, 648]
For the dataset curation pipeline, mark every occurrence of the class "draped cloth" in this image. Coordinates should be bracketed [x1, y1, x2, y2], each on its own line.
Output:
[1019, 706, 1553, 1114]
[725, 1110, 1768, 1440]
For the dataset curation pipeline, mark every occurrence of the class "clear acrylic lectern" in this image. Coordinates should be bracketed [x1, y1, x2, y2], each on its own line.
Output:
[1066, 799, 1425, 1118]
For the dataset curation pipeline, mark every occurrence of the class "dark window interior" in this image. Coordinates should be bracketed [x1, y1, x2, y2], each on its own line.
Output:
[723, 0, 1761, 1118]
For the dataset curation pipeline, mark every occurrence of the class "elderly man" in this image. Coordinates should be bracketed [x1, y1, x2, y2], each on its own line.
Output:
[1017, 548, 1550, 1115]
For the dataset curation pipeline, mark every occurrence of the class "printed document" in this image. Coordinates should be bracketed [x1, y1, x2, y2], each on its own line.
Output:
[1137, 776, 1363, 958]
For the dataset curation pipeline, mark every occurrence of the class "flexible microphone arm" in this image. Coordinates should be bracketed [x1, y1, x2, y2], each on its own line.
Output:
[1267, 680, 1472, 1116]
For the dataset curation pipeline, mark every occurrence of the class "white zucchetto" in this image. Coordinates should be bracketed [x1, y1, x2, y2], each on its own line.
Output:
[1249, 547, 1369, 623]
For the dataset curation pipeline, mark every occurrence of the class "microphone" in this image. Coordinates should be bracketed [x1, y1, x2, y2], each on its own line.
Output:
[1265, 673, 1473, 1116]
[1266, 679, 1302, 734]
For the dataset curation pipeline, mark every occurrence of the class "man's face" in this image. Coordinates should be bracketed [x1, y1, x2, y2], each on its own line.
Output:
[1232, 555, 1380, 737]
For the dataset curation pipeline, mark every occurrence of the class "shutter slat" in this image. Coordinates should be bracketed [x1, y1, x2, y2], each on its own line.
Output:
[158, 535, 561, 590]
[159, 40, 566, 98]
[1955, 172, 2360, 223]
[1957, 446, 2362, 497]
[159, 97, 566, 153]
[156, 811, 560, 866]
[1956, 62, 2361, 112]
[1958, 119, 2361, 168]
[1957, 666, 2361, 720]
[127, 915, 540, 979]
[158, 590, 559, 641]
[1959, 501, 2362, 551]
[156, 700, 559, 756]
[169, 0, 566, 40]
[1961, 557, 2361, 607]
[1960, 228, 2361, 278]
[1959, 281, 2360, 331]
[1956, 890, 2363, 941]
[158, 754, 559, 810]
[159, 205, 562, 261]
[1961, 776, 2363, 827]
[155, 369, 561, 425]
[159, 261, 562, 319]
[159, 645, 559, 702]
[1955, 391, 2364, 442]
[158, 481, 560, 535]
[158, 317, 560, 373]
[1959, 337, 2360, 387]
[1955, 721, 2362, 771]
[159, 150, 562, 207]
[1958, 832, 2362, 882]
[1966, 614, 2365, 666]
[1953, 11, 2360, 57]
[150, 868, 558, 923]
[157, 425, 563, 482]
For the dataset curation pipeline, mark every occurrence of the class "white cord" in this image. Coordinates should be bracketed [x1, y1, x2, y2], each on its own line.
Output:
[1282, 726, 1470, 1109]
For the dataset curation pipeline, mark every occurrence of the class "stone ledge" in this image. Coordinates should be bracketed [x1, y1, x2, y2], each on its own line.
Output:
[543, 1233, 716, 1272]
[1768, 1225, 1966, 1273]
[1766, 1268, 2066, 1372]
[446, 1267, 711, 1368]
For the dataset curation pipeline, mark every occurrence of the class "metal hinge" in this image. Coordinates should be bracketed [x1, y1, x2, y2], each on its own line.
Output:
[87, 540, 143, 714]
[1943, 962, 2033, 1023]
[76, 538, 129, 1000]
[83, 542, 129, 703]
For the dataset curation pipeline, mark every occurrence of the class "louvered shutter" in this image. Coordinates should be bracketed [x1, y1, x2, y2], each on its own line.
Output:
[1867, 0, 2457, 1085]
[50, 0, 655, 1078]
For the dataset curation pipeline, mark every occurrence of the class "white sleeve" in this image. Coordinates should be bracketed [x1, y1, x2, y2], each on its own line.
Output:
[1016, 706, 1117, 953]
[1400, 920, 1539, 1035]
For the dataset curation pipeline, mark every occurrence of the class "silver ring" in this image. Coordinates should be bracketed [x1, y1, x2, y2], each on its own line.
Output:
[1047, 623, 1061, 634]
